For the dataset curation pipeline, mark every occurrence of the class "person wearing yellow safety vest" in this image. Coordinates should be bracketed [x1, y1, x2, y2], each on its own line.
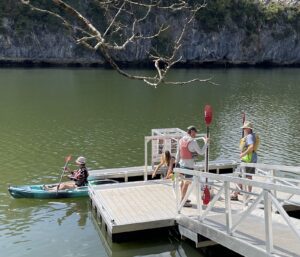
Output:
[231, 121, 259, 201]
[240, 121, 258, 170]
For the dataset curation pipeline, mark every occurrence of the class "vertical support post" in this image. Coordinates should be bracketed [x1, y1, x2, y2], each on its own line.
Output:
[175, 171, 180, 214]
[196, 173, 202, 218]
[224, 181, 232, 235]
[264, 190, 273, 254]
[271, 169, 277, 199]
[144, 138, 148, 181]
[241, 166, 247, 207]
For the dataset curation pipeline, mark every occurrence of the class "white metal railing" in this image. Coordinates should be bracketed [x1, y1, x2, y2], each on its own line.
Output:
[174, 163, 300, 255]
[240, 163, 300, 207]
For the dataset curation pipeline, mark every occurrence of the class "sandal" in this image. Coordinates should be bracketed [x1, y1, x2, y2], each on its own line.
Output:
[230, 195, 239, 201]
[183, 202, 192, 207]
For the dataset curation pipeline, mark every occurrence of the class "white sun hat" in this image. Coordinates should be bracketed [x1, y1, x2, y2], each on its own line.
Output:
[75, 156, 86, 165]
[241, 121, 253, 129]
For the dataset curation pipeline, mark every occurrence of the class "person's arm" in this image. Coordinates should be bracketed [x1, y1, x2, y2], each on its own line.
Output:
[240, 134, 254, 158]
[190, 137, 208, 155]
[152, 159, 163, 178]
[240, 144, 254, 158]
[67, 169, 76, 179]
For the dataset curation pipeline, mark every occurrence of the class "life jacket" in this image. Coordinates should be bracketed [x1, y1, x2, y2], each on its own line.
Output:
[72, 167, 88, 181]
[240, 133, 259, 163]
[179, 137, 193, 159]
[72, 169, 82, 180]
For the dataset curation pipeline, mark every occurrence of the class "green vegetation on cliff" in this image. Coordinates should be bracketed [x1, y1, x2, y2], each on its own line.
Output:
[1, 1, 299, 38]
[195, 0, 300, 34]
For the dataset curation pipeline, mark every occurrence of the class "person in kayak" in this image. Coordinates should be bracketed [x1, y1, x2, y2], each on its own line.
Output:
[45, 156, 89, 191]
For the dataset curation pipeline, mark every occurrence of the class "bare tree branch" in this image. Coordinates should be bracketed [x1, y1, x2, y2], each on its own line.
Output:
[20, 0, 210, 87]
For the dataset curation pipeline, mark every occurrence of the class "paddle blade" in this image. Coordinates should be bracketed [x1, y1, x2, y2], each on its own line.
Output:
[202, 186, 210, 205]
[65, 155, 72, 162]
[204, 105, 213, 126]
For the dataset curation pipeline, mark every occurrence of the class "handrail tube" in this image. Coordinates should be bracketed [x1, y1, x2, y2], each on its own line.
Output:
[230, 192, 264, 233]
[240, 162, 300, 173]
[269, 193, 300, 240]
[173, 169, 300, 196]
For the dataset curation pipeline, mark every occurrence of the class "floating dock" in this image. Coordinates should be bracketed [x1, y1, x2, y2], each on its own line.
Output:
[89, 180, 176, 239]
[89, 163, 300, 257]
[89, 129, 300, 257]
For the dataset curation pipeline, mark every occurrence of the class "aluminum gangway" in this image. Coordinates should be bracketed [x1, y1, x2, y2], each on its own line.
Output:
[175, 163, 300, 257]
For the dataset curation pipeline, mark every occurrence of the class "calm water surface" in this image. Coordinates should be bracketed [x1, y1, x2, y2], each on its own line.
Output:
[0, 68, 299, 257]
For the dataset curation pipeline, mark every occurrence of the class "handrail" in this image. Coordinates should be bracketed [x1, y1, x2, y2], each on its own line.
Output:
[240, 162, 300, 174]
[173, 163, 300, 255]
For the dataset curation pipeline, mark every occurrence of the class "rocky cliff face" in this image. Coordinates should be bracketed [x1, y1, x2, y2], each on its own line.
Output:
[1, 1, 300, 66]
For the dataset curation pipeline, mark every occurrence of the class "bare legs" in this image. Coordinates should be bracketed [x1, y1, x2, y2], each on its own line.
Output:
[181, 180, 192, 207]
[45, 181, 76, 191]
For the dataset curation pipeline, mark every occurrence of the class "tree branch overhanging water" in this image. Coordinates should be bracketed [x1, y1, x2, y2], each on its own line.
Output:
[20, 0, 213, 88]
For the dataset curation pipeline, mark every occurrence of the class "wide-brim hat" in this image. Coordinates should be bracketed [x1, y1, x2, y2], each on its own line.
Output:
[75, 156, 86, 165]
[241, 121, 253, 129]
[187, 125, 197, 132]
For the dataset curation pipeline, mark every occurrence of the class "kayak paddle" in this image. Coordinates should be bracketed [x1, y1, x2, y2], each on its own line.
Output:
[203, 105, 213, 205]
[242, 111, 246, 137]
[57, 155, 72, 191]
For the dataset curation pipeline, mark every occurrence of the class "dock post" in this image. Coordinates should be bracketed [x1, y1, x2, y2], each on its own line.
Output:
[264, 190, 273, 254]
[144, 138, 148, 181]
[224, 181, 232, 235]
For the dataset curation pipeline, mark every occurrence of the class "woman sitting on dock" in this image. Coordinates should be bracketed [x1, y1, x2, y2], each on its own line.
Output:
[45, 156, 89, 191]
[152, 150, 175, 179]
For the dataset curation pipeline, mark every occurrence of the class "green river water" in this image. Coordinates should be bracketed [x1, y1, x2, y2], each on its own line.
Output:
[0, 68, 299, 257]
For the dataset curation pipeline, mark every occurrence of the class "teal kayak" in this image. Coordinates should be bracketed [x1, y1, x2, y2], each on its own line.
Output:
[8, 179, 118, 199]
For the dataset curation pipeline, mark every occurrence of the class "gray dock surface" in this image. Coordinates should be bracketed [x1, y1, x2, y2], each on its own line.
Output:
[89, 179, 300, 257]
[90, 180, 176, 234]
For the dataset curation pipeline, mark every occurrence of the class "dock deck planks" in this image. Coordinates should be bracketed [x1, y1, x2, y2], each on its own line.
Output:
[90, 180, 177, 234]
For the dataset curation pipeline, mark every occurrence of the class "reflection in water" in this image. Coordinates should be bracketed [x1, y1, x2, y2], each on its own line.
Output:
[57, 200, 88, 227]
[1, 199, 103, 257]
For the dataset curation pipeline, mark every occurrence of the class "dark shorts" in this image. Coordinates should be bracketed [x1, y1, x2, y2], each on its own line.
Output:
[245, 167, 255, 175]
[75, 180, 87, 187]
[180, 165, 194, 178]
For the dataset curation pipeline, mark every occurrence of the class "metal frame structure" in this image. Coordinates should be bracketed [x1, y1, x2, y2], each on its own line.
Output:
[144, 128, 206, 180]
[174, 163, 300, 255]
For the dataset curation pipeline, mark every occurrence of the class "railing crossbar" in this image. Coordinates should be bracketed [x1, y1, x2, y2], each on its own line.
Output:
[200, 184, 225, 222]
[231, 192, 264, 233]
[269, 193, 300, 241]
